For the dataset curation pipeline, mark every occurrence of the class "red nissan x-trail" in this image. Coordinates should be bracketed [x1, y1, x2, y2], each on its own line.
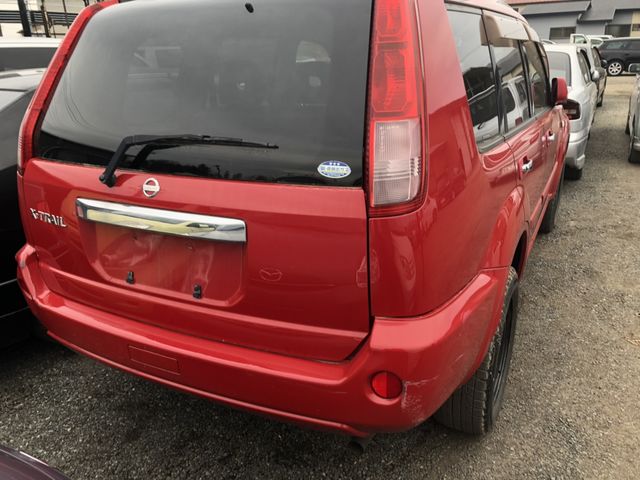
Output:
[17, 0, 569, 437]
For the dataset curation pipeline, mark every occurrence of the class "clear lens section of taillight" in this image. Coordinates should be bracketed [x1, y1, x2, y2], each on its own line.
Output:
[372, 118, 421, 206]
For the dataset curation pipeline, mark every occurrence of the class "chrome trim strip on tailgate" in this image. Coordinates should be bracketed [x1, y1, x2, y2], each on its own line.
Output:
[76, 198, 246, 243]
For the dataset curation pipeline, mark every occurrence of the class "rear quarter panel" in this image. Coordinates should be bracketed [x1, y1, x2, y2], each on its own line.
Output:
[369, 1, 524, 317]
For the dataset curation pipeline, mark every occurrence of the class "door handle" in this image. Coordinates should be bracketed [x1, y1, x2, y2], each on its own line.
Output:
[547, 132, 556, 142]
[521, 159, 534, 174]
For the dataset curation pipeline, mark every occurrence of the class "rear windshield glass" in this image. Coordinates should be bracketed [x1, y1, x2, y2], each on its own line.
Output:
[0, 47, 56, 71]
[37, 0, 372, 187]
[547, 52, 572, 86]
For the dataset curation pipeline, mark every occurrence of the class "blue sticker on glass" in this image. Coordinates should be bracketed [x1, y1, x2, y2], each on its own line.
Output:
[317, 161, 352, 179]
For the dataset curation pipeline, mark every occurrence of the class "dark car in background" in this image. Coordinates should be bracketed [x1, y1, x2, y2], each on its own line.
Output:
[599, 37, 640, 77]
[0, 70, 42, 347]
[627, 64, 640, 163]
[0, 39, 60, 72]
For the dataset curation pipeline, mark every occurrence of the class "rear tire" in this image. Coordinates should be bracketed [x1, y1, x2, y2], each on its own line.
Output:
[433, 267, 519, 435]
[565, 165, 583, 181]
[607, 60, 624, 77]
[540, 169, 564, 234]
[630, 123, 640, 164]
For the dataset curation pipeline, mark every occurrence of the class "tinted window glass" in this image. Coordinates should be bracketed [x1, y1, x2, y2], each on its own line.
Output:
[592, 48, 602, 67]
[493, 40, 530, 132]
[502, 86, 516, 113]
[37, 0, 372, 187]
[0, 47, 56, 71]
[447, 9, 500, 145]
[523, 41, 550, 115]
[601, 40, 627, 50]
[547, 52, 572, 86]
[577, 51, 591, 84]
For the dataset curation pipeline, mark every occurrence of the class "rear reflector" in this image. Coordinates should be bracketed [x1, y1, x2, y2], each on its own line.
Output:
[17, 0, 119, 174]
[367, 0, 425, 215]
[371, 371, 403, 399]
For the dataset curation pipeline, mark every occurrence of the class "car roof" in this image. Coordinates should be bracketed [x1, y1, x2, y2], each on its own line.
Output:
[602, 37, 639, 42]
[0, 69, 44, 91]
[0, 38, 61, 48]
[544, 44, 581, 55]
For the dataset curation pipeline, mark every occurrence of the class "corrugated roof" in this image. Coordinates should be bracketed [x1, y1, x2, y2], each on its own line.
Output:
[509, 0, 570, 5]
[579, 0, 639, 22]
[520, 0, 590, 15]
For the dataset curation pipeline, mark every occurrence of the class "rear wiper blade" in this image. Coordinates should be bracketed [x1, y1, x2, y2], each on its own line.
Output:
[99, 134, 278, 188]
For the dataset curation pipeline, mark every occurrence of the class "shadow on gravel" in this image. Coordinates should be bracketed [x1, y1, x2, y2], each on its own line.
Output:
[0, 338, 485, 479]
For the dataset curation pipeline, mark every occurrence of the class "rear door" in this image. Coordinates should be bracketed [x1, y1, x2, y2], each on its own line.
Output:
[629, 40, 640, 67]
[491, 36, 545, 228]
[22, 0, 373, 362]
[523, 41, 559, 206]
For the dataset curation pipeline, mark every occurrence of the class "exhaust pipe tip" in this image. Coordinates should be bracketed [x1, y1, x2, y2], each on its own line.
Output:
[348, 435, 374, 453]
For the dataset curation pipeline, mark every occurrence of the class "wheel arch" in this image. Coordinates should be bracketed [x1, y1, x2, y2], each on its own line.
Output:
[464, 188, 527, 383]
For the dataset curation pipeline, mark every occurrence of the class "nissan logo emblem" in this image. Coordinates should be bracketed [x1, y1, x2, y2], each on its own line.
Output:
[142, 178, 160, 198]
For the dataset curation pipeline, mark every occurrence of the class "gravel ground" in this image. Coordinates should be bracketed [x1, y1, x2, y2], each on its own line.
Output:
[1, 77, 639, 480]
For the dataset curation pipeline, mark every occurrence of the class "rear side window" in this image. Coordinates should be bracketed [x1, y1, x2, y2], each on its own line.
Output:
[601, 40, 627, 50]
[37, 0, 373, 187]
[547, 52, 572, 86]
[577, 51, 591, 84]
[492, 39, 531, 132]
[0, 47, 56, 71]
[592, 48, 602, 68]
[523, 41, 551, 116]
[447, 9, 501, 146]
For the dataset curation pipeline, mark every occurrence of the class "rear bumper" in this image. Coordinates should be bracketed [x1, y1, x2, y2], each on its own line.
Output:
[565, 128, 589, 169]
[17, 244, 507, 436]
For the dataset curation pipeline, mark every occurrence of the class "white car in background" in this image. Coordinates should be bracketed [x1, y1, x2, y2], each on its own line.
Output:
[627, 64, 640, 163]
[545, 44, 599, 180]
[0, 38, 60, 72]
[473, 77, 529, 143]
[570, 34, 612, 48]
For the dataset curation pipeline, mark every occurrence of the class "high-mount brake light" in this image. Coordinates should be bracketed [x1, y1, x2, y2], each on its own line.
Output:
[17, 0, 119, 175]
[367, 0, 425, 216]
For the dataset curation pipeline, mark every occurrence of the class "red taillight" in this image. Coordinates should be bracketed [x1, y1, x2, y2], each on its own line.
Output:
[562, 100, 581, 120]
[17, 0, 119, 175]
[367, 0, 425, 215]
[371, 371, 403, 399]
